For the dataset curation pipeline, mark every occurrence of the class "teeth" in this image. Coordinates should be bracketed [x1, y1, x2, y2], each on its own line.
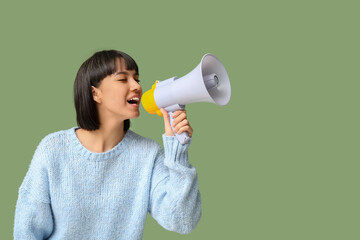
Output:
[127, 97, 140, 104]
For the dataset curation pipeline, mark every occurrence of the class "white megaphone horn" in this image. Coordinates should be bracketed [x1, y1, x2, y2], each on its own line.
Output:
[141, 53, 231, 144]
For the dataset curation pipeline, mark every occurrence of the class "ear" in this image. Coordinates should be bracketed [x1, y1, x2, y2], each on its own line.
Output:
[91, 86, 102, 103]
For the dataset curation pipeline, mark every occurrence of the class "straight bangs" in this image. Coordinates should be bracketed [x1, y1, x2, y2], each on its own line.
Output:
[89, 50, 139, 87]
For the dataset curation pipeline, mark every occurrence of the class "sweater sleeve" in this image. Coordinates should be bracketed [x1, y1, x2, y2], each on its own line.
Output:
[148, 135, 201, 234]
[14, 135, 54, 240]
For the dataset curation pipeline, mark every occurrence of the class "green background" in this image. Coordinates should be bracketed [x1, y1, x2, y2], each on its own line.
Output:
[1, 0, 358, 239]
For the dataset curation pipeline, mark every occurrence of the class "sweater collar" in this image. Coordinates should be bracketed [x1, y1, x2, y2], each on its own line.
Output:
[67, 126, 133, 161]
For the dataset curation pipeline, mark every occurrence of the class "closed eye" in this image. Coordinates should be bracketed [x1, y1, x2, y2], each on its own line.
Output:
[118, 79, 140, 83]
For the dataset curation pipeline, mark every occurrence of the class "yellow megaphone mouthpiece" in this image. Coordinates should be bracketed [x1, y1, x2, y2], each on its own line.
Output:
[141, 81, 163, 117]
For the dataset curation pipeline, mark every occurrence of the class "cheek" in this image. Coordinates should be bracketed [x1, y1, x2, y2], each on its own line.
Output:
[104, 88, 127, 104]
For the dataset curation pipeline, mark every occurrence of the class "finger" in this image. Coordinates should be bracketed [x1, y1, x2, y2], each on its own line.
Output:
[160, 108, 174, 136]
[177, 125, 193, 137]
[171, 109, 186, 119]
[173, 118, 189, 133]
[171, 112, 187, 127]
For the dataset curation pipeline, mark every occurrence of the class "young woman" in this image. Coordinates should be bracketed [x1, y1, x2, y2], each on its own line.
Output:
[14, 50, 201, 239]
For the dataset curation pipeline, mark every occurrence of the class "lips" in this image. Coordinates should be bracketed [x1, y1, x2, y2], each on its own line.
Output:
[127, 95, 141, 106]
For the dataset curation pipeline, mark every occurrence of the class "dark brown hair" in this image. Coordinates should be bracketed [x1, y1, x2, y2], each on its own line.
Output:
[73, 50, 139, 131]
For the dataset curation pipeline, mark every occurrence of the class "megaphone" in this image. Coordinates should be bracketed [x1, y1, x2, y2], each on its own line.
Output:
[141, 53, 231, 144]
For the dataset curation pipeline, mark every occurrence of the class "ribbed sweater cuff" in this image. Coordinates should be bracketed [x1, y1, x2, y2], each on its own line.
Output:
[162, 134, 192, 167]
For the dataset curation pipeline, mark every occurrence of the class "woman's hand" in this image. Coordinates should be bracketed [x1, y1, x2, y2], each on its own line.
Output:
[160, 108, 193, 138]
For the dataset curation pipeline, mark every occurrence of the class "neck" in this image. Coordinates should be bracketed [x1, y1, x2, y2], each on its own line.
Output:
[79, 120, 126, 153]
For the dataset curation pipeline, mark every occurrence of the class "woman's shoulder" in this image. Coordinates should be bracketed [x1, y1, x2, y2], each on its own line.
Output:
[38, 128, 68, 145]
[127, 129, 162, 151]
[29, 128, 70, 167]
[34, 127, 76, 156]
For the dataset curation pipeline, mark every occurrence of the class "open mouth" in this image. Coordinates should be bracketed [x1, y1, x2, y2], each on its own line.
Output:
[127, 97, 140, 105]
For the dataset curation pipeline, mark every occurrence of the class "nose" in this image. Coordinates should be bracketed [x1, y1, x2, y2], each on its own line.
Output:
[130, 78, 141, 93]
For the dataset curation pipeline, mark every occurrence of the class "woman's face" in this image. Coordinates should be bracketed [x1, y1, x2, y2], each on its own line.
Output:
[92, 57, 142, 122]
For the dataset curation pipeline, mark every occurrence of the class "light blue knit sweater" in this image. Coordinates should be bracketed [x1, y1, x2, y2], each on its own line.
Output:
[14, 127, 201, 240]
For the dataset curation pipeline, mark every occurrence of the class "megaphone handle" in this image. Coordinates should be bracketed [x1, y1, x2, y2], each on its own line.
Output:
[168, 111, 191, 144]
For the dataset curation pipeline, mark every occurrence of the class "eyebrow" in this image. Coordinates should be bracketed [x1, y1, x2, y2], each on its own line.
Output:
[114, 71, 139, 76]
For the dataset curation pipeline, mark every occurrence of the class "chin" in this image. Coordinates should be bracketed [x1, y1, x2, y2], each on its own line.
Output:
[129, 112, 140, 119]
